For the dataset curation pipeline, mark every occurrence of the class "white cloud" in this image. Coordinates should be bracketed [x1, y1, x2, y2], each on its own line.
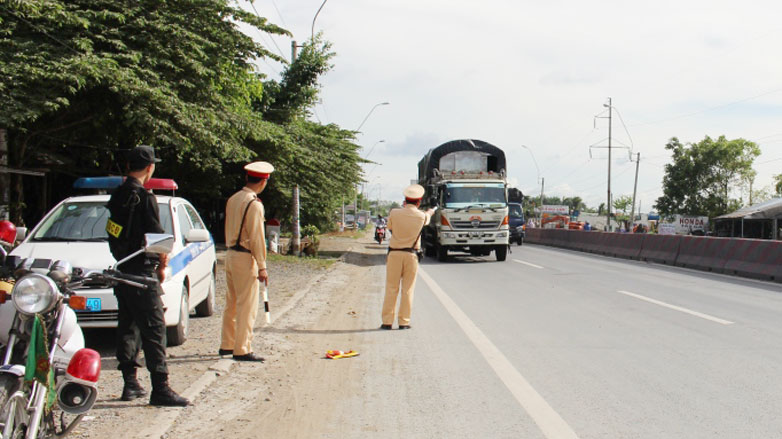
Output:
[252, 0, 782, 211]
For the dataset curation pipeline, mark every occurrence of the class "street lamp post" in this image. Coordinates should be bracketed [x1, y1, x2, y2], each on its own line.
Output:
[312, 0, 328, 40]
[520, 145, 544, 222]
[356, 102, 389, 133]
[363, 139, 385, 160]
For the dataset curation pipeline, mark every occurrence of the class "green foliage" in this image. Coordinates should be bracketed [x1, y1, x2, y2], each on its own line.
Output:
[301, 224, 319, 238]
[775, 174, 782, 197]
[1, 2, 366, 235]
[613, 195, 633, 213]
[654, 136, 760, 218]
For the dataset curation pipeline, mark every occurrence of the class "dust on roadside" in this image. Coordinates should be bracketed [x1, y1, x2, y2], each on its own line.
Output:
[70, 232, 364, 439]
[163, 233, 388, 439]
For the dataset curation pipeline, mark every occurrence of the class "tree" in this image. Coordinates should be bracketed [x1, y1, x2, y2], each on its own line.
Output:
[613, 195, 633, 214]
[1, 0, 289, 223]
[654, 136, 760, 219]
[775, 174, 782, 197]
[1, 3, 366, 234]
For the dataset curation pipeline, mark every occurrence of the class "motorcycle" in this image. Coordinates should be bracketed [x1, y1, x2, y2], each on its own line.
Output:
[375, 224, 387, 244]
[0, 232, 173, 439]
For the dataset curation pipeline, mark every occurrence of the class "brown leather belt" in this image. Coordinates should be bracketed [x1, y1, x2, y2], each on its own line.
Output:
[229, 245, 251, 253]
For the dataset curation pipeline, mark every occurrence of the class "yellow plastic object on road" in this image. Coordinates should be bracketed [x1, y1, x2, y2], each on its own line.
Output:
[325, 350, 359, 359]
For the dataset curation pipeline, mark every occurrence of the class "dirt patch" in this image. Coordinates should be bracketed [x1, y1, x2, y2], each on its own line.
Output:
[70, 233, 364, 439]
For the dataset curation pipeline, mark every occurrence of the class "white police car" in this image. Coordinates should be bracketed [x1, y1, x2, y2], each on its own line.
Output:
[9, 177, 217, 346]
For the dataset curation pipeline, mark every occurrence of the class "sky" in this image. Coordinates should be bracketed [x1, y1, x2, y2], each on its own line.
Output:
[246, 0, 782, 212]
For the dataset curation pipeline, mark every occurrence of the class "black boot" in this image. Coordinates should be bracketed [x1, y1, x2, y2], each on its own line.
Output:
[121, 368, 147, 401]
[149, 373, 189, 407]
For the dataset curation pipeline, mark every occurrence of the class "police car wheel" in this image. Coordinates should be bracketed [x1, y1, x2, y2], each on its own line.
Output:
[195, 270, 216, 317]
[167, 285, 189, 347]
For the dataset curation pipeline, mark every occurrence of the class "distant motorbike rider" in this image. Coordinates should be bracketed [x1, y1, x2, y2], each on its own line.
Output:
[106, 145, 189, 407]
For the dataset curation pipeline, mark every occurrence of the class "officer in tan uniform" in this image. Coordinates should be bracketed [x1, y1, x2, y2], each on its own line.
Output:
[381, 184, 435, 330]
[219, 161, 273, 362]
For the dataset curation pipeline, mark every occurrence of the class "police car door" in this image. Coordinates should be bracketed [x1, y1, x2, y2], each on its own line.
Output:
[177, 202, 212, 302]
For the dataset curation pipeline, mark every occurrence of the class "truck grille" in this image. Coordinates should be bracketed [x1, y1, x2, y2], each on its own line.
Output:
[75, 311, 119, 323]
[450, 220, 501, 229]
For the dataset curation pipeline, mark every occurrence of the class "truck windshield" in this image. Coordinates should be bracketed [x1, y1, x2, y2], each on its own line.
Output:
[444, 183, 506, 209]
[32, 201, 174, 242]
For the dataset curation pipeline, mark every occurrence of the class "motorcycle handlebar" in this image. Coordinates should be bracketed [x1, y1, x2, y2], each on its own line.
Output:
[81, 270, 159, 291]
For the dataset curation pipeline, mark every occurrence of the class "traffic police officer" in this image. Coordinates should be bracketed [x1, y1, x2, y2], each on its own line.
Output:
[381, 184, 435, 329]
[219, 161, 273, 362]
[106, 145, 189, 407]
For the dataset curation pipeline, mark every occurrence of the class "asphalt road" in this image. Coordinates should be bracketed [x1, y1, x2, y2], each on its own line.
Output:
[322, 242, 782, 438]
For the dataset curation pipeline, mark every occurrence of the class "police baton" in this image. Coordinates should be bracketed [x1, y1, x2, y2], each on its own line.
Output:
[261, 285, 271, 324]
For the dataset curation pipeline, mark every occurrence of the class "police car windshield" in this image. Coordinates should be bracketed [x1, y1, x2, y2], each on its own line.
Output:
[32, 201, 174, 242]
[444, 183, 506, 209]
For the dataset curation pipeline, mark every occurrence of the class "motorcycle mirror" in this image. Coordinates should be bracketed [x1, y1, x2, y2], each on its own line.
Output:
[144, 233, 175, 254]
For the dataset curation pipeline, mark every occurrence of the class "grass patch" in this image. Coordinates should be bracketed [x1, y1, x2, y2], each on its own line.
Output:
[268, 253, 338, 269]
[325, 229, 367, 239]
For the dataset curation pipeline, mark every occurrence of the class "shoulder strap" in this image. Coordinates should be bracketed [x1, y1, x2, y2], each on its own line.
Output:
[414, 215, 426, 248]
[232, 197, 256, 249]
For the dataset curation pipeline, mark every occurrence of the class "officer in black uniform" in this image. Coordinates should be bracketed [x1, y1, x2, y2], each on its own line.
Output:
[106, 145, 189, 407]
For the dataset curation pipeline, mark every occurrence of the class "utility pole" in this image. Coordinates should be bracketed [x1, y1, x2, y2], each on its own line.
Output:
[606, 97, 613, 231]
[630, 152, 640, 231]
[292, 185, 300, 255]
[539, 177, 545, 223]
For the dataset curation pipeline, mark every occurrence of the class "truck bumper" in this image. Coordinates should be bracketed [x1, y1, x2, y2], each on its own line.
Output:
[438, 230, 509, 246]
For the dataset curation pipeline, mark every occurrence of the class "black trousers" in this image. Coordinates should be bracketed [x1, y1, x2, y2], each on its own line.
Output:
[115, 275, 168, 375]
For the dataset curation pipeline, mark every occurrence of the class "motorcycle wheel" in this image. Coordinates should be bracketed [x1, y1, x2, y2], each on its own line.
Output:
[0, 374, 22, 435]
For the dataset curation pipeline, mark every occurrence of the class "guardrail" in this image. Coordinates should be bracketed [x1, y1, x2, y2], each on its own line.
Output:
[524, 229, 782, 283]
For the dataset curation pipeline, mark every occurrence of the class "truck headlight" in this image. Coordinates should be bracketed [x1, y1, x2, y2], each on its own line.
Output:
[12, 273, 61, 315]
[497, 232, 508, 238]
[443, 232, 455, 239]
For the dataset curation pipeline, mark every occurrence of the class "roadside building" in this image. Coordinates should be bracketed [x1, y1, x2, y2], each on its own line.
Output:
[714, 198, 782, 240]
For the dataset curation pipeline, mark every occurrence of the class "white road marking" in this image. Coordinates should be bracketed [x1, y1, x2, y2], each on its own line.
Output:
[513, 259, 544, 269]
[617, 290, 734, 325]
[418, 268, 579, 439]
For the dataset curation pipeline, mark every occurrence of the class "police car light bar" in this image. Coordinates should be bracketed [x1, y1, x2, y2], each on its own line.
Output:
[73, 177, 178, 191]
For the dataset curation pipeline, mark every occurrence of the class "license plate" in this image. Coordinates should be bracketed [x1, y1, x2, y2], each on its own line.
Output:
[85, 298, 101, 312]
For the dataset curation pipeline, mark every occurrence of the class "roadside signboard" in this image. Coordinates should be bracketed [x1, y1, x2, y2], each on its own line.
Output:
[542, 205, 569, 214]
[659, 215, 708, 235]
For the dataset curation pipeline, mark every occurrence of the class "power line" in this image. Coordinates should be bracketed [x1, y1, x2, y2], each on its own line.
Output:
[629, 86, 782, 127]
[267, 0, 287, 26]
[247, 1, 289, 62]
[0, 4, 83, 56]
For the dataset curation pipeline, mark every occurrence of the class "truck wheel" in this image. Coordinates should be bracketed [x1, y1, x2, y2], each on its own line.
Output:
[425, 245, 436, 257]
[517, 237, 523, 246]
[496, 245, 508, 261]
[437, 245, 448, 262]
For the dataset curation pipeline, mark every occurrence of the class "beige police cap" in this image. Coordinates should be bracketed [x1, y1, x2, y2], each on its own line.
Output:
[244, 161, 274, 179]
[403, 184, 425, 200]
